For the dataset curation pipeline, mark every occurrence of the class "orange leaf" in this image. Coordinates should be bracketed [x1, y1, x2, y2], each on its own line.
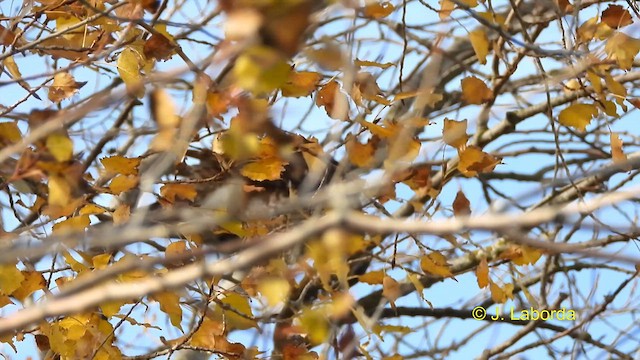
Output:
[363, 1, 396, 19]
[281, 71, 322, 98]
[461, 76, 493, 104]
[316, 80, 349, 119]
[476, 258, 489, 288]
[611, 132, 628, 165]
[345, 134, 377, 168]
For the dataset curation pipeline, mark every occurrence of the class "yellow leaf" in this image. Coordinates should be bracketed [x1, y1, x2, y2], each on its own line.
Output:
[355, 59, 395, 69]
[190, 317, 224, 348]
[46, 133, 73, 162]
[150, 88, 180, 130]
[0, 122, 21, 144]
[79, 203, 107, 215]
[558, 103, 598, 131]
[211, 292, 257, 330]
[458, 145, 500, 177]
[101, 155, 141, 176]
[48, 175, 71, 207]
[359, 270, 385, 284]
[299, 308, 330, 345]
[363, 2, 395, 19]
[461, 76, 493, 104]
[442, 118, 468, 148]
[52, 214, 90, 234]
[12, 271, 45, 301]
[605, 32, 640, 70]
[0, 264, 25, 295]
[611, 132, 628, 165]
[92, 254, 111, 270]
[420, 251, 453, 277]
[117, 47, 145, 98]
[234, 46, 291, 94]
[258, 278, 291, 307]
[372, 324, 411, 335]
[108, 175, 138, 195]
[241, 157, 287, 181]
[160, 183, 198, 202]
[281, 71, 321, 97]
[476, 258, 489, 288]
[152, 291, 183, 331]
[469, 29, 490, 65]
[48, 71, 83, 102]
[500, 245, 543, 265]
[100, 300, 127, 318]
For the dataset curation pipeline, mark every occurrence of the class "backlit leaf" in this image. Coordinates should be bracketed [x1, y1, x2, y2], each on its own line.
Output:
[611, 132, 628, 165]
[234, 46, 291, 94]
[452, 190, 471, 217]
[0, 264, 25, 295]
[363, 2, 395, 19]
[420, 251, 453, 277]
[558, 103, 598, 131]
[469, 29, 489, 65]
[101, 156, 141, 176]
[160, 183, 198, 203]
[48, 72, 84, 102]
[258, 278, 291, 307]
[117, 47, 145, 98]
[152, 291, 183, 331]
[46, 133, 73, 162]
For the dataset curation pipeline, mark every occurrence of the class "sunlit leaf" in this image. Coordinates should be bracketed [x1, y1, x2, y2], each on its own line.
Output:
[0, 264, 25, 295]
[363, 2, 395, 19]
[557, 103, 598, 131]
[281, 71, 322, 98]
[101, 156, 141, 176]
[234, 46, 291, 94]
[420, 251, 453, 278]
[461, 76, 493, 104]
[152, 291, 183, 331]
[46, 133, 73, 162]
[476, 258, 489, 288]
[469, 29, 490, 65]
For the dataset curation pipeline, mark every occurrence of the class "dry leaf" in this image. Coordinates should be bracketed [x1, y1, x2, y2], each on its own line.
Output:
[443, 118, 468, 148]
[452, 190, 471, 216]
[476, 258, 489, 288]
[469, 29, 489, 65]
[601, 5, 633, 29]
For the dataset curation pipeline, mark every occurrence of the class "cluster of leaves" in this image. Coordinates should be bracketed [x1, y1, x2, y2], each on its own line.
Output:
[0, 0, 640, 359]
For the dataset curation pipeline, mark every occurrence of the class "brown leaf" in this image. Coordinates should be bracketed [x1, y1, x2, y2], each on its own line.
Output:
[316, 80, 349, 119]
[452, 190, 471, 216]
[601, 5, 633, 29]
[143, 33, 176, 61]
[476, 258, 489, 288]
